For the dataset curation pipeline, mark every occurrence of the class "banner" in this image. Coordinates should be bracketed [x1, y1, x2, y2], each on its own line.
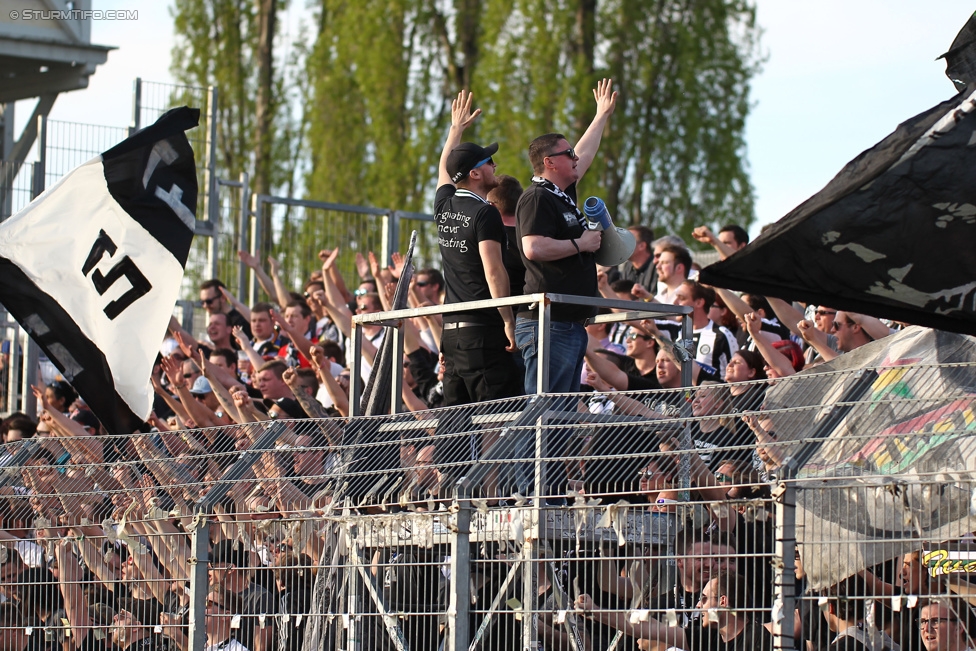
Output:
[763, 326, 976, 589]
[0, 107, 199, 434]
[699, 87, 976, 336]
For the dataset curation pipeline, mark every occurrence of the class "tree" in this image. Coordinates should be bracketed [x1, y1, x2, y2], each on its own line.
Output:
[170, 0, 301, 290]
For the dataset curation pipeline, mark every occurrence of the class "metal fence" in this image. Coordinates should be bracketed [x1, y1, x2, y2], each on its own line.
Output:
[249, 194, 437, 307]
[0, 361, 974, 651]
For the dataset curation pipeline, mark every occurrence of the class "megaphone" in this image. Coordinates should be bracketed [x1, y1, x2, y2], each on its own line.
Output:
[583, 197, 636, 267]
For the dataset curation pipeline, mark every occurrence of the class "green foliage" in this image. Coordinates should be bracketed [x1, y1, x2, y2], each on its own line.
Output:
[170, 0, 761, 294]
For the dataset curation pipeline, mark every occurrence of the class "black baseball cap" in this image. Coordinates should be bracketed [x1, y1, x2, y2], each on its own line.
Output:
[446, 142, 498, 184]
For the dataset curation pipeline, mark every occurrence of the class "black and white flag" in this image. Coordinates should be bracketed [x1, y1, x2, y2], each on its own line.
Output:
[699, 86, 976, 336]
[0, 107, 199, 435]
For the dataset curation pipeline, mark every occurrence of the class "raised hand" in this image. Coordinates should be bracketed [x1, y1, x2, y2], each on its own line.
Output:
[743, 312, 762, 337]
[237, 250, 261, 268]
[232, 325, 251, 347]
[267, 256, 282, 275]
[318, 248, 340, 272]
[390, 251, 406, 279]
[160, 355, 185, 389]
[451, 89, 482, 131]
[593, 78, 618, 118]
[631, 284, 651, 300]
[354, 252, 371, 280]
[692, 226, 716, 245]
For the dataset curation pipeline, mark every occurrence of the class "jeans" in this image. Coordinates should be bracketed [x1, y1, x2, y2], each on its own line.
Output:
[514, 317, 588, 395]
[513, 318, 587, 497]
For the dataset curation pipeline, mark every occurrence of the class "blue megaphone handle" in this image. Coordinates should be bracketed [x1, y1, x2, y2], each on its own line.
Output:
[583, 196, 612, 231]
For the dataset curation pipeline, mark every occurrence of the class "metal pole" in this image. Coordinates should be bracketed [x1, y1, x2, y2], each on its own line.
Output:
[448, 501, 472, 651]
[350, 324, 363, 417]
[187, 516, 211, 651]
[383, 211, 401, 267]
[250, 194, 262, 305]
[129, 77, 142, 137]
[535, 297, 550, 395]
[390, 324, 404, 414]
[204, 86, 220, 280]
[34, 114, 47, 197]
[237, 172, 251, 301]
[5, 324, 19, 414]
[19, 330, 37, 418]
[679, 313, 693, 388]
[772, 481, 797, 651]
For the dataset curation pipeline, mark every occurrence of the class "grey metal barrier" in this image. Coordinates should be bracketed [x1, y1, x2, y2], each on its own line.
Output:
[0, 361, 974, 651]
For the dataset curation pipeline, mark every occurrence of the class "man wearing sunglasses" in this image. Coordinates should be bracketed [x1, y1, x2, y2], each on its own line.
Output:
[514, 78, 618, 394]
[199, 279, 251, 338]
[433, 90, 522, 406]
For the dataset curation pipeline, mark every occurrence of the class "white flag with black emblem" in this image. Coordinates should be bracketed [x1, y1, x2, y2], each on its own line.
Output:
[0, 107, 199, 434]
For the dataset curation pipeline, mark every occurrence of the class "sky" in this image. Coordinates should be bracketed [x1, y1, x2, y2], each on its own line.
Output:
[18, 0, 976, 238]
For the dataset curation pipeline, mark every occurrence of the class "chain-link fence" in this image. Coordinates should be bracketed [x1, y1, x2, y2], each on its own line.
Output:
[0, 360, 974, 651]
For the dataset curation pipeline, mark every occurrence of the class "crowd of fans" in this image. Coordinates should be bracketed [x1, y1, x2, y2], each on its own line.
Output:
[0, 171, 967, 650]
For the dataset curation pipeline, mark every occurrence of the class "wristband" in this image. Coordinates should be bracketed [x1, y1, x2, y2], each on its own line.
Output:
[570, 239, 580, 254]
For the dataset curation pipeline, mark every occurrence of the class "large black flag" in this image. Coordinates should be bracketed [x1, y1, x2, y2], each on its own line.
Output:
[699, 86, 976, 335]
[0, 107, 199, 434]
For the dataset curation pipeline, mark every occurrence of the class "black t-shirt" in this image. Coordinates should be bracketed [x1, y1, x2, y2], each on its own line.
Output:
[515, 181, 597, 323]
[235, 582, 279, 651]
[435, 184, 506, 325]
[226, 308, 251, 338]
[626, 369, 661, 391]
[503, 224, 527, 307]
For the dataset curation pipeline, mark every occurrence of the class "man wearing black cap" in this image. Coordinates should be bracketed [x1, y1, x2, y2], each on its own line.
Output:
[515, 78, 618, 395]
[434, 90, 521, 406]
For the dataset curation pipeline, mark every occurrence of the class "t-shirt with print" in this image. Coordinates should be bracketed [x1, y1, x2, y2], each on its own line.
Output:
[515, 181, 596, 323]
[435, 184, 506, 325]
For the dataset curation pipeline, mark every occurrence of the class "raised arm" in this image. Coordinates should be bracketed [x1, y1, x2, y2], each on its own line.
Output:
[743, 313, 795, 378]
[582, 336, 630, 391]
[267, 255, 294, 308]
[437, 89, 481, 188]
[797, 319, 838, 362]
[573, 78, 618, 182]
[692, 226, 737, 260]
[767, 297, 806, 339]
[238, 250, 278, 302]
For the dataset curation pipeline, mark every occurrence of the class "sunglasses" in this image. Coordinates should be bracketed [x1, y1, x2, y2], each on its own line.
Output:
[357, 304, 375, 311]
[415, 281, 430, 287]
[473, 156, 494, 169]
[547, 147, 576, 160]
[182, 372, 197, 379]
[714, 473, 734, 483]
[626, 332, 651, 340]
[201, 296, 219, 306]
[815, 310, 836, 317]
[353, 288, 369, 297]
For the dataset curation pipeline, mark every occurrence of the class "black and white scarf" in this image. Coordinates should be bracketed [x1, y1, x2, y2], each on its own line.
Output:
[531, 176, 587, 230]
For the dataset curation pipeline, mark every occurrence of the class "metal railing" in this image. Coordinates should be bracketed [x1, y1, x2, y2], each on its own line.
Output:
[0, 360, 974, 651]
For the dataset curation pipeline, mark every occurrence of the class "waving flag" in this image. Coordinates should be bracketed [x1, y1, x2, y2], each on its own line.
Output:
[0, 107, 199, 434]
[699, 87, 976, 335]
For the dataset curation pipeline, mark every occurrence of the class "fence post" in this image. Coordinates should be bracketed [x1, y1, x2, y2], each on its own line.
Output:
[383, 210, 400, 266]
[772, 481, 797, 651]
[34, 114, 47, 198]
[5, 322, 19, 414]
[250, 194, 262, 305]
[129, 77, 142, 137]
[19, 329, 37, 418]
[448, 499, 472, 651]
[203, 85, 220, 280]
[238, 171, 251, 301]
[187, 515, 211, 651]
